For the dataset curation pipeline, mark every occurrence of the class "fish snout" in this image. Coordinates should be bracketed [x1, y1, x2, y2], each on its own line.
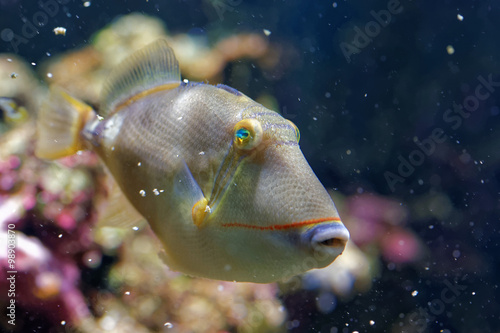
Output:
[302, 222, 350, 256]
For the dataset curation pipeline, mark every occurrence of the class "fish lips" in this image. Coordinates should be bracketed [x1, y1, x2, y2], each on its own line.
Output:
[301, 221, 350, 258]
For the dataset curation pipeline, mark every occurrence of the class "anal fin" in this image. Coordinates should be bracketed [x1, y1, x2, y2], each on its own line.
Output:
[96, 167, 145, 230]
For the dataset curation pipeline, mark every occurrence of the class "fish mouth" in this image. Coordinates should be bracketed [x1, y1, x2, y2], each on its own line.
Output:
[302, 221, 350, 254]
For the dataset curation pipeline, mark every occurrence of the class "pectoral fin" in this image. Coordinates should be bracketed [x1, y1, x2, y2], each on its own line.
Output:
[173, 161, 210, 227]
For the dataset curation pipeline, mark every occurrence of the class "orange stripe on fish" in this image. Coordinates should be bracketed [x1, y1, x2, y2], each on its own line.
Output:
[113, 82, 181, 114]
[221, 217, 342, 230]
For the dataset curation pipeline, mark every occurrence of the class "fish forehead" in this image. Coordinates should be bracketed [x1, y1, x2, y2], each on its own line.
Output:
[242, 107, 297, 145]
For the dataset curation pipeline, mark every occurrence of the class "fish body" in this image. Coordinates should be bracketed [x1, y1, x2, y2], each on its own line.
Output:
[36, 40, 349, 283]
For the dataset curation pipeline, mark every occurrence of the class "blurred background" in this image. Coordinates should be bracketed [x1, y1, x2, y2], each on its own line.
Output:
[0, 0, 499, 332]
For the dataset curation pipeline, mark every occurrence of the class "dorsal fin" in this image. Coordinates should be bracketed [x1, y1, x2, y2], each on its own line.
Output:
[100, 39, 181, 117]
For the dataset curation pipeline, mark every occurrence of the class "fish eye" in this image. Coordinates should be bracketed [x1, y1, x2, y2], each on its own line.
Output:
[287, 119, 300, 143]
[233, 118, 262, 150]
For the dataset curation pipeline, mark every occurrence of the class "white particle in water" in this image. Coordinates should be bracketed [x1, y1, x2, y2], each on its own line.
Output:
[263, 29, 271, 36]
[58, 234, 63, 238]
[369, 320, 375, 326]
[199, 151, 205, 155]
[153, 188, 160, 196]
[472, 292, 476, 295]
[61, 321, 66, 326]
[83, 1, 91, 7]
[412, 290, 418, 297]
[132, 226, 139, 231]
[53, 27, 67, 36]
[124, 291, 130, 295]
[457, 14, 464, 21]
[47, 72, 53, 78]
[452, 250, 461, 258]
[139, 190, 146, 197]
[137, 162, 141, 166]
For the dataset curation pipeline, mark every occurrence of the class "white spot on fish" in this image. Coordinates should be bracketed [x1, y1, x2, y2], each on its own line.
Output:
[47, 72, 53, 78]
[103, 113, 125, 147]
[164, 322, 173, 328]
[139, 190, 146, 197]
[199, 151, 205, 155]
[61, 321, 66, 326]
[132, 226, 139, 231]
[137, 162, 141, 166]
[177, 116, 183, 120]
[153, 188, 160, 196]
[124, 291, 130, 295]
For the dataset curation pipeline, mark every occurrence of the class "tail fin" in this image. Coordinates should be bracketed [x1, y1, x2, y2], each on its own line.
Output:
[35, 87, 94, 160]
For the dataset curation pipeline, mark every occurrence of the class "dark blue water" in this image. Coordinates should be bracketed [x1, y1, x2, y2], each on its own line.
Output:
[1, 1, 499, 332]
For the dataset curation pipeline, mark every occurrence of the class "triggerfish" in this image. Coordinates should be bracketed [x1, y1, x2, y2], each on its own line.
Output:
[35, 39, 349, 283]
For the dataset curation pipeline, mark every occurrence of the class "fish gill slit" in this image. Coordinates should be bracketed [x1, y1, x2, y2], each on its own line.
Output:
[210, 153, 243, 208]
[208, 145, 240, 207]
